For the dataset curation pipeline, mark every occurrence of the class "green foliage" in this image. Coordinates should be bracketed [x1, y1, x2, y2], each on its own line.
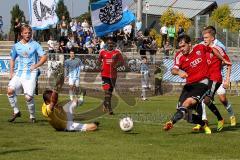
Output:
[149, 29, 162, 48]
[76, 12, 91, 25]
[160, 8, 192, 36]
[211, 5, 240, 32]
[10, 4, 25, 32]
[56, 0, 70, 22]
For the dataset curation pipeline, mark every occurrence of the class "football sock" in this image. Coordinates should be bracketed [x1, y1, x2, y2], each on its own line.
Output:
[26, 99, 35, 119]
[223, 102, 234, 117]
[69, 89, 73, 101]
[141, 88, 146, 99]
[201, 101, 207, 120]
[171, 107, 186, 124]
[207, 103, 223, 121]
[8, 94, 19, 114]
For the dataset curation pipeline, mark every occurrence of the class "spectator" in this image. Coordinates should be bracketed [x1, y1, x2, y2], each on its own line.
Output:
[59, 16, 68, 37]
[82, 19, 89, 33]
[160, 24, 167, 47]
[116, 29, 124, 49]
[177, 25, 185, 37]
[59, 40, 67, 53]
[0, 16, 3, 33]
[167, 24, 175, 46]
[47, 35, 56, 60]
[163, 41, 173, 58]
[70, 18, 77, 35]
[14, 18, 21, 43]
[154, 65, 163, 95]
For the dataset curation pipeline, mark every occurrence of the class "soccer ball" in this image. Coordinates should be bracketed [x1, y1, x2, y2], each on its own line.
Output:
[119, 117, 133, 132]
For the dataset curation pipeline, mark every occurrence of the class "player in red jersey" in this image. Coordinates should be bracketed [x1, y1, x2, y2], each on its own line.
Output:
[193, 26, 232, 132]
[98, 37, 124, 115]
[163, 35, 212, 134]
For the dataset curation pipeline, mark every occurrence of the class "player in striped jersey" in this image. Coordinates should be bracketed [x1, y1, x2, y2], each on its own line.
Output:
[7, 24, 47, 123]
[64, 49, 83, 100]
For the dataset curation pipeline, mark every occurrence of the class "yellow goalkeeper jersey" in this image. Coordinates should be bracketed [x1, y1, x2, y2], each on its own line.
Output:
[42, 103, 67, 131]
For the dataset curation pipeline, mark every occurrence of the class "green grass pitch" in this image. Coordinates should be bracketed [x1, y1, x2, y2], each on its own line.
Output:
[0, 94, 240, 160]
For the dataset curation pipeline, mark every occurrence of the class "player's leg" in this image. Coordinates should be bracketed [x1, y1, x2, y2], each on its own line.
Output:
[21, 77, 37, 123]
[205, 81, 224, 131]
[102, 77, 115, 115]
[68, 78, 74, 100]
[7, 76, 22, 122]
[67, 122, 98, 132]
[217, 85, 236, 126]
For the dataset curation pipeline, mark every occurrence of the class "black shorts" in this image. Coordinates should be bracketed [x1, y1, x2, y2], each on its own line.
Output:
[207, 80, 221, 99]
[178, 82, 208, 108]
[102, 77, 116, 92]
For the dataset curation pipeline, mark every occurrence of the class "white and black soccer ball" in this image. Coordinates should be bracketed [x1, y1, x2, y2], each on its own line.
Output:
[119, 117, 133, 132]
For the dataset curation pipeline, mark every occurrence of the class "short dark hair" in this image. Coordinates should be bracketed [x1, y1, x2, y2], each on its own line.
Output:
[43, 89, 53, 104]
[142, 56, 147, 60]
[177, 35, 191, 44]
[202, 26, 216, 36]
[69, 48, 75, 53]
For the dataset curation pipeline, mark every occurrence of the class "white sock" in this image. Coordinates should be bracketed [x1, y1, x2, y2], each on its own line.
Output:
[27, 99, 35, 119]
[202, 101, 207, 120]
[8, 94, 19, 114]
[69, 90, 73, 101]
[224, 102, 234, 117]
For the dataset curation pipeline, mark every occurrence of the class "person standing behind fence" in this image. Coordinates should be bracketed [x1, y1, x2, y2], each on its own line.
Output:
[14, 18, 21, 43]
[160, 24, 168, 47]
[167, 24, 176, 47]
[98, 37, 124, 115]
[140, 56, 150, 101]
[154, 65, 163, 96]
[7, 24, 47, 123]
[64, 49, 83, 101]
[47, 35, 56, 60]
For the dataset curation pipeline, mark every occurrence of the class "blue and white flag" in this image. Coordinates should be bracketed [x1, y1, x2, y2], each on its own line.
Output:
[28, 0, 59, 30]
[90, 0, 135, 37]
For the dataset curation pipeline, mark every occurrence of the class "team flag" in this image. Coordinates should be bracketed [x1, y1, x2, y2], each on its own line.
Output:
[28, 0, 59, 30]
[90, 0, 135, 37]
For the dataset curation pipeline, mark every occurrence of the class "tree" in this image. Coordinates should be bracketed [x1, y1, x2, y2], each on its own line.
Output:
[10, 4, 26, 32]
[211, 5, 239, 32]
[56, 0, 70, 22]
[160, 8, 192, 36]
[76, 12, 91, 25]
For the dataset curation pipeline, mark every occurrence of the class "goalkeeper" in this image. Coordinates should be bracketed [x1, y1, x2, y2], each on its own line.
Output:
[42, 89, 98, 132]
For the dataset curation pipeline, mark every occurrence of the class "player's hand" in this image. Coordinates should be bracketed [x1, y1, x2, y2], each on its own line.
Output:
[9, 73, 14, 80]
[30, 64, 37, 71]
[179, 71, 188, 79]
[223, 80, 230, 89]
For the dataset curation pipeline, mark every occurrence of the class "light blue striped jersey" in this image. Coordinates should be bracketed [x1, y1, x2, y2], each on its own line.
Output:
[64, 58, 83, 79]
[140, 63, 149, 74]
[10, 40, 45, 79]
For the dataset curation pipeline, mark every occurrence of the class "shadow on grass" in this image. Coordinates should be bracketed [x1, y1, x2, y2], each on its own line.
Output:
[0, 148, 44, 155]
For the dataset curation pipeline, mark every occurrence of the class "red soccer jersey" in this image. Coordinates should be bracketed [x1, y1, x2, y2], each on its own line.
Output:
[173, 44, 211, 84]
[207, 45, 230, 83]
[98, 49, 124, 78]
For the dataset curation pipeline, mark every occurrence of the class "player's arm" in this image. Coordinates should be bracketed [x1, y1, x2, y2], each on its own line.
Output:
[222, 54, 232, 89]
[171, 68, 188, 79]
[212, 47, 231, 65]
[171, 53, 188, 79]
[31, 43, 48, 71]
[49, 90, 58, 111]
[9, 46, 17, 79]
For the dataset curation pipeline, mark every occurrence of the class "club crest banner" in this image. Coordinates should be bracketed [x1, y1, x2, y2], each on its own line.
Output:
[90, 0, 135, 37]
[28, 0, 59, 30]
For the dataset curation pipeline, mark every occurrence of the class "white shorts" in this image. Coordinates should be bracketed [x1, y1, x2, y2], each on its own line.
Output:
[63, 101, 86, 132]
[69, 78, 80, 87]
[8, 75, 36, 97]
[216, 84, 226, 95]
